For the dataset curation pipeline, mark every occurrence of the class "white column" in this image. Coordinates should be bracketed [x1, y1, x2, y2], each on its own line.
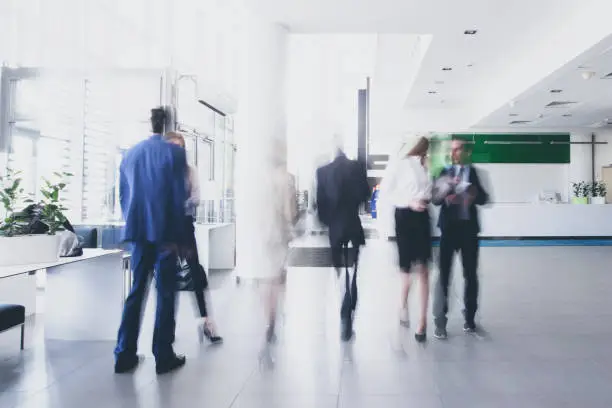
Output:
[234, 14, 288, 279]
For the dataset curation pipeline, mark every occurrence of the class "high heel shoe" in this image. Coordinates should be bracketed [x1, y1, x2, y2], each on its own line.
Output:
[199, 324, 223, 345]
[414, 325, 427, 343]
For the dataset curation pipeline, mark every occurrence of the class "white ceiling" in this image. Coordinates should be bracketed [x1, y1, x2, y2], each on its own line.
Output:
[476, 34, 612, 129]
[242, 0, 612, 133]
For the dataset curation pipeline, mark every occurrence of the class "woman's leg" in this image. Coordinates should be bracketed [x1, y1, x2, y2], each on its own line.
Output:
[264, 277, 282, 342]
[416, 263, 430, 333]
[400, 270, 413, 325]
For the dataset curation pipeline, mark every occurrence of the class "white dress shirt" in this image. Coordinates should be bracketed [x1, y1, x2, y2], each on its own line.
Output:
[186, 166, 200, 215]
[381, 156, 432, 209]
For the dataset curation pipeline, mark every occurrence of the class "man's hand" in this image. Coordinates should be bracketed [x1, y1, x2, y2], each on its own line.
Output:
[465, 186, 477, 205]
[445, 194, 459, 205]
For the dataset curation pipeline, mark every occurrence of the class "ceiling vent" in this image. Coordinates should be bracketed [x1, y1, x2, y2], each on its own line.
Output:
[509, 120, 532, 125]
[602, 72, 612, 79]
[545, 101, 578, 108]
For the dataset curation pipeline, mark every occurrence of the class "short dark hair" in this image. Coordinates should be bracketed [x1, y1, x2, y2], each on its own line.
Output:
[151, 107, 168, 134]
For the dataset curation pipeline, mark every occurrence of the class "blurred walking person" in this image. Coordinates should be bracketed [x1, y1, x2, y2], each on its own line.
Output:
[379, 136, 432, 342]
[253, 139, 297, 344]
[432, 139, 489, 339]
[114, 107, 188, 375]
[165, 132, 223, 345]
[316, 147, 370, 341]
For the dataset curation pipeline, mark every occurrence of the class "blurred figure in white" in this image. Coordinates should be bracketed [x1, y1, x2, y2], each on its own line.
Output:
[379, 136, 432, 342]
[255, 138, 298, 344]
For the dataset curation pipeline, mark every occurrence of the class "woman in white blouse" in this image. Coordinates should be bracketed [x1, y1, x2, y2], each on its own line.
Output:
[165, 132, 223, 345]
[380, 136, 432, 342]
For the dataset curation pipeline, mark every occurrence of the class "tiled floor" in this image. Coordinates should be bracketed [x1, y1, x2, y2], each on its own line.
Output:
[2, 237, 612, 407]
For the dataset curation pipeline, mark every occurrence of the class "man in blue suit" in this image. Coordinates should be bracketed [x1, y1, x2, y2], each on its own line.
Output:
[114, 107, 188, 375]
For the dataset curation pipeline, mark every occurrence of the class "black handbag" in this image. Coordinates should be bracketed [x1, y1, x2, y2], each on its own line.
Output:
[176, 258, 209, 292]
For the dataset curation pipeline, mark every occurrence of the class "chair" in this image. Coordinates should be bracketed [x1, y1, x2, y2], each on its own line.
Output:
[0, 304, 25, 350]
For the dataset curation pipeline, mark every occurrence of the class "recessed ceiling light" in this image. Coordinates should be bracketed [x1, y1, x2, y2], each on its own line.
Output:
[464, 30, 478, 35]
[442, 67, 452, 71]
[467, 63, 474, 68]
[428, 91, 437, 94]
[550, 89, 563, 93]
[562, 114, 572, 117]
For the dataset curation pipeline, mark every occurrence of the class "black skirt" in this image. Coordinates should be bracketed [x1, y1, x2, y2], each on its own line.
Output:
[394, 208, 432, 271]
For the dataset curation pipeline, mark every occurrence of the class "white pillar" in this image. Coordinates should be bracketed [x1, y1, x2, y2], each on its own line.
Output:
[234, 14, 288, 279]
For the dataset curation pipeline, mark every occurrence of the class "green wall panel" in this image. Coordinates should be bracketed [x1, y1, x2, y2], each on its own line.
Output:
[430, 133, 570, 165]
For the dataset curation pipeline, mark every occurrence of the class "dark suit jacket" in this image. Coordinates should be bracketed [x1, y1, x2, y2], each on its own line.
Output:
[120, 134, 188, 245]
[316, 154, 370, 247]
[433, 165, 489, 234]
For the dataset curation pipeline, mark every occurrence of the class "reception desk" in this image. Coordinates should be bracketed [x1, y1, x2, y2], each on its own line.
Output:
[379, 203, 612, 238]
[467, 203, 612, 238]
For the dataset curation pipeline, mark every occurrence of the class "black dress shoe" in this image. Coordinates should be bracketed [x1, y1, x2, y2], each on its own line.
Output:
[114, 355, 140, 374]
[155, 354, 186, 375]
[434, 326, 448, 340]
[463, 321, 477, 333]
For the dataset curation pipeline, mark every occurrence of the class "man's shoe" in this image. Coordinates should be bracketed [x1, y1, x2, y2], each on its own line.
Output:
[114, 355, 140, 374]
[155, 354, 186, 375]
[463, 321, 477, 333]
[434, 326, 448, 340]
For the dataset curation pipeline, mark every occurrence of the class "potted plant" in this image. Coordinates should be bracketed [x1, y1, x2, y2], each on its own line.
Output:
[571, 182, 589, 204]
[590, 181, 607, 204]
[0, 170, 72, 266]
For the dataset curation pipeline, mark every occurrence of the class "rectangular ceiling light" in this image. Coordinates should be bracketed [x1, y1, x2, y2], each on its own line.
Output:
[545, 101, 578, 108]
[484, 141, 542, 145]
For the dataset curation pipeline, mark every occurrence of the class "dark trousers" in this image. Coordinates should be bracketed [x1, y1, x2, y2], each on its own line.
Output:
[114, 242, 178, 363]
[434, 222, 480, 328]
[331, 243, 359, 323]
[184, 217, 208, 318]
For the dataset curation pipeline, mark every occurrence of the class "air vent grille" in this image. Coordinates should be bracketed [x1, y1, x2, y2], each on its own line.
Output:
[602, 72, 612, 79]
[545, 101, 578, 108]
[509, 120, 532, 125]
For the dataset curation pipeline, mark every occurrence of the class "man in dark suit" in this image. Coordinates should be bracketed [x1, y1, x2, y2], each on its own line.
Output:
[114, 107, 189, 374]
[316, 150, 370, 341]
[432, 139, 489, 339]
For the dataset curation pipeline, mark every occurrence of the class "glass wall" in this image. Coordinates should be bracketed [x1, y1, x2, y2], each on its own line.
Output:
[0, 0, 240, 226]
[176, 78, 236, 225]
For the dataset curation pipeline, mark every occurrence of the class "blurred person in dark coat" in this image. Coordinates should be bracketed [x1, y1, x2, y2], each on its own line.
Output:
[113, 107, 188, 375]
[431, 139, 489, 339]
[316, 148, 370, 341]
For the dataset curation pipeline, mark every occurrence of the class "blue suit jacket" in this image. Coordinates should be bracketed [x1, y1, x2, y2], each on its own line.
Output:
[120, 134, 188, 245]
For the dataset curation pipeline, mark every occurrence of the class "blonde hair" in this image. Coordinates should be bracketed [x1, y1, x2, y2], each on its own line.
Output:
[406, 136, 430, 157]
[164, 131, 185, 148]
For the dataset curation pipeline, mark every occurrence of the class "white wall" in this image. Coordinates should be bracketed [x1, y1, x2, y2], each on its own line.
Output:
[286, 34, 377, 188]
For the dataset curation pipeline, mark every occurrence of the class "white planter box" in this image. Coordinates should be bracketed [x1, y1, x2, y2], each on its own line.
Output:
[590, 196, 606, 204]
[0, 234, 60, 266]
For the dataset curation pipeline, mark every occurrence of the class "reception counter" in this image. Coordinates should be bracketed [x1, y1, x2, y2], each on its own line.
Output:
[379, 203, 612, 239]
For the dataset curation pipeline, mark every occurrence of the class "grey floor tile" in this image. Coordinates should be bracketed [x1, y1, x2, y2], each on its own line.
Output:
[339, 393, 443, 408]
[4, 240, 612, 407]
[230, 394, 338, 408]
